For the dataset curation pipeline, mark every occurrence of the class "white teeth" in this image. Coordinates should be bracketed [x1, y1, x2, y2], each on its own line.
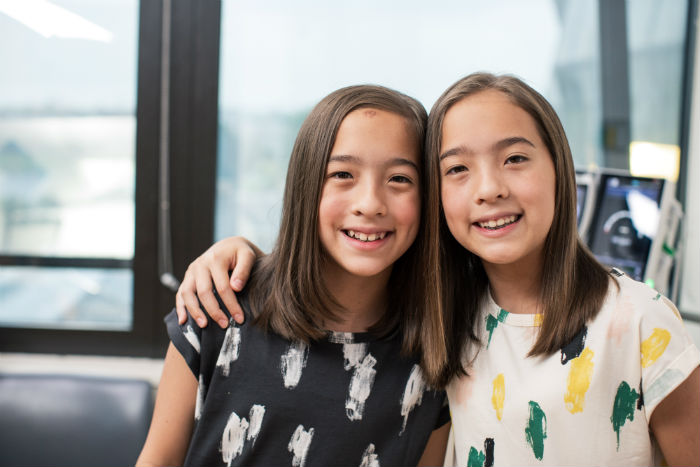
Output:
[346, 231, 386, 242]
[479, 215, 518, 229]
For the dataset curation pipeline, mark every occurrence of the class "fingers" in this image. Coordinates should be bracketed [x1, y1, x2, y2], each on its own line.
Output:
[178, 262, 211, 328]
[192, 262, 225, 328]
[176, 267, 196, 325]
[210, 266, 243, 326]
[175, 236, 260, 329]
[229, 247, 256, 292]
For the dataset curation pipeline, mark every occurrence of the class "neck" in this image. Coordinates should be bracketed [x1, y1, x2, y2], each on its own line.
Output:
[482, 255, 543, 315]
[321, 262, 391, 333]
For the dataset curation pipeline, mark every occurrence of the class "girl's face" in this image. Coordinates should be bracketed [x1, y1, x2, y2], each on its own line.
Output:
[439, 90, 556, 273]
[318, 108, 421, 281]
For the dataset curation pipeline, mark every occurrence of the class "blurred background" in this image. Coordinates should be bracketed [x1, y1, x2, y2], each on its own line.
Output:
[1, 0, 698, 368]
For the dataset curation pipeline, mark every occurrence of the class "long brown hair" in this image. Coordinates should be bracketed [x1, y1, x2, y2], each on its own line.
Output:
[426, 73, 613, 384]
[247, 85, 447, 386]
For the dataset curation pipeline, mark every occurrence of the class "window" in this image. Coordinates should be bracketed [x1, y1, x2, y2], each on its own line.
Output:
[0, 0, 138, 331]
[0, 0, 221, 356]
[214, 0, 606, 250]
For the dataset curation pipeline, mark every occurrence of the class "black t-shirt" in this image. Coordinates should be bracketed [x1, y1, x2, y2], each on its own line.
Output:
[164, 291, 449, 467]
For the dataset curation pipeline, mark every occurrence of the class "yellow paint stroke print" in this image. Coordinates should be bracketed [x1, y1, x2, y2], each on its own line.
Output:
[641, 328, 671, 368]
[492, 374, 505, 420]
[533, 313, 543, 327]
[564, 347, 595, 413]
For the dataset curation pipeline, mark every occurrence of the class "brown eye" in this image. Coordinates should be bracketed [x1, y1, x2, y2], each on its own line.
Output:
[389, 175, 412, 184]
[505, 155, 528, 164]
[330, 171, 353, 179]
[445, 165, 467, 175]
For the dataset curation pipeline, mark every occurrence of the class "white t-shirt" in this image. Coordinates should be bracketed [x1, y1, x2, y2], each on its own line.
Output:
[444, 272, 700, 466]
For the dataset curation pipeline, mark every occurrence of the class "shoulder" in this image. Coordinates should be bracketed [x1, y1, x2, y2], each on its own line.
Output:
[587, 271, 693, 357]
[604, 272, 682, 324]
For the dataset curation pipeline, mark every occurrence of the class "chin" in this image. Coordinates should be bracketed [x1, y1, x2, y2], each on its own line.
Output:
[341, 263, 393, 279]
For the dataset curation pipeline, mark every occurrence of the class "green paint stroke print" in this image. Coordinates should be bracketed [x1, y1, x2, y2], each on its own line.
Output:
[525, 401, 547, 460]
[610, 381, 639, 449]
[486, 309, 509, 348]
[486, 314, 498, 347]
[467, 439, 495, 467]
[467, 446, 485, 467]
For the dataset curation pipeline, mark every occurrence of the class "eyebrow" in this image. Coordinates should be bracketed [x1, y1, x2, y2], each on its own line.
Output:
[439, 136, 536, 162]
[328, 154, 419, 172]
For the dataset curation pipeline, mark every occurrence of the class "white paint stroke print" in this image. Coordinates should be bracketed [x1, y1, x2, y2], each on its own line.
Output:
[345, 353, 377, 421]
[219, 405, 266, 465]
[247, 404, 265, 443]
[221, 411, 249, 467]
[343, 342, 368, 371]
[280, 341, 309, 389]
[216, 325, 242, 377]
[183, 324, 201, 353]
[288, 424, 314, 467]
[400, 364, 426, 434]
[359, 443, 380, 467]
[329, 331, 355, 344]
[195, 374, 205, 420]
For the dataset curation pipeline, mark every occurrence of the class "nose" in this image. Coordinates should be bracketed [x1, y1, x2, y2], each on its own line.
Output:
[351, 178, 387, 217]
[473, 168, 508, 204]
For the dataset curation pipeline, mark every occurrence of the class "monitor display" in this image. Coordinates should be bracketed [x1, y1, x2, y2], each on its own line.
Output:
[587, 174, 664, 281]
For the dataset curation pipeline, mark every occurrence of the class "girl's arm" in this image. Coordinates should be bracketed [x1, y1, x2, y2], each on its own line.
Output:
[136, 343, 198, 467]
[650, 365, 700, 466]
[417, 422, 451, 467]
[176, 236, 263, 328]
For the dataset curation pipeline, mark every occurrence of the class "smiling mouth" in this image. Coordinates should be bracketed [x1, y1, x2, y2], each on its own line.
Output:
[476, 215, 521, 230]
[343, 230, 388, 242]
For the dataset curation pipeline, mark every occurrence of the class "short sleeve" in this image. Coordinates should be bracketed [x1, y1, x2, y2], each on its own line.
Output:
[635, 283, 700, 417]
[164, 308, 204, 378]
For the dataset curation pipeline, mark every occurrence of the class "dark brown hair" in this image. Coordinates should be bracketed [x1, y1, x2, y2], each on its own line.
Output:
[247, 85, 447, 386]
[426, 73, 614, 385]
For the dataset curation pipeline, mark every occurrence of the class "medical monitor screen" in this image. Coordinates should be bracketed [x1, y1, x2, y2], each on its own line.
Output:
[588, 175, 664, 281]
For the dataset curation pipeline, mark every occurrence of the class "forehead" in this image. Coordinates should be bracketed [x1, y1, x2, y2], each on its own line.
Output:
[441, 90, 543, 151]
[332, 107, 419, 164]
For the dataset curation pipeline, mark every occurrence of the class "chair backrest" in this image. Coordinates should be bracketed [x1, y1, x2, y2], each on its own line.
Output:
[0, 373, 154, 467]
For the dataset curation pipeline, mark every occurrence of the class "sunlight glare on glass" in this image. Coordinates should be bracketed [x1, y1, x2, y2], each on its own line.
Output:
[0, 0, 113, 42]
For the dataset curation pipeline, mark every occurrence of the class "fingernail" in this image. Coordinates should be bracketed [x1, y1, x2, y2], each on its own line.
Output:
[235, 313, 244, 324]
[232, 279, 244, 290]
[196, 317, 206, 327]
[219, 319, 229, 328]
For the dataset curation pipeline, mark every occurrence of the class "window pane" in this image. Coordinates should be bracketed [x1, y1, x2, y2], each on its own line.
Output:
[0, 266, 132, 330]
[626, 0, 688, 180]
[0, 0, 138, 258]
[0, 0, 138, 329]
[215, 0, 601, 250]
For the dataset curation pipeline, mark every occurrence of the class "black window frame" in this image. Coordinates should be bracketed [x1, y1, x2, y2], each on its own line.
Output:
[0, 0, 221, 358]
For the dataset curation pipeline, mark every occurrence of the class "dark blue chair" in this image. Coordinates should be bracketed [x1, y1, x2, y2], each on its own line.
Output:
[0, 373, 154, 467]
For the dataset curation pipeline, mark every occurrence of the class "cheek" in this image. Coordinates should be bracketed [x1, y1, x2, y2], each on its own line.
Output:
[317, 189, 343, 228]
[440, 184, 466, 225]
[393, 192, 421, 235]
